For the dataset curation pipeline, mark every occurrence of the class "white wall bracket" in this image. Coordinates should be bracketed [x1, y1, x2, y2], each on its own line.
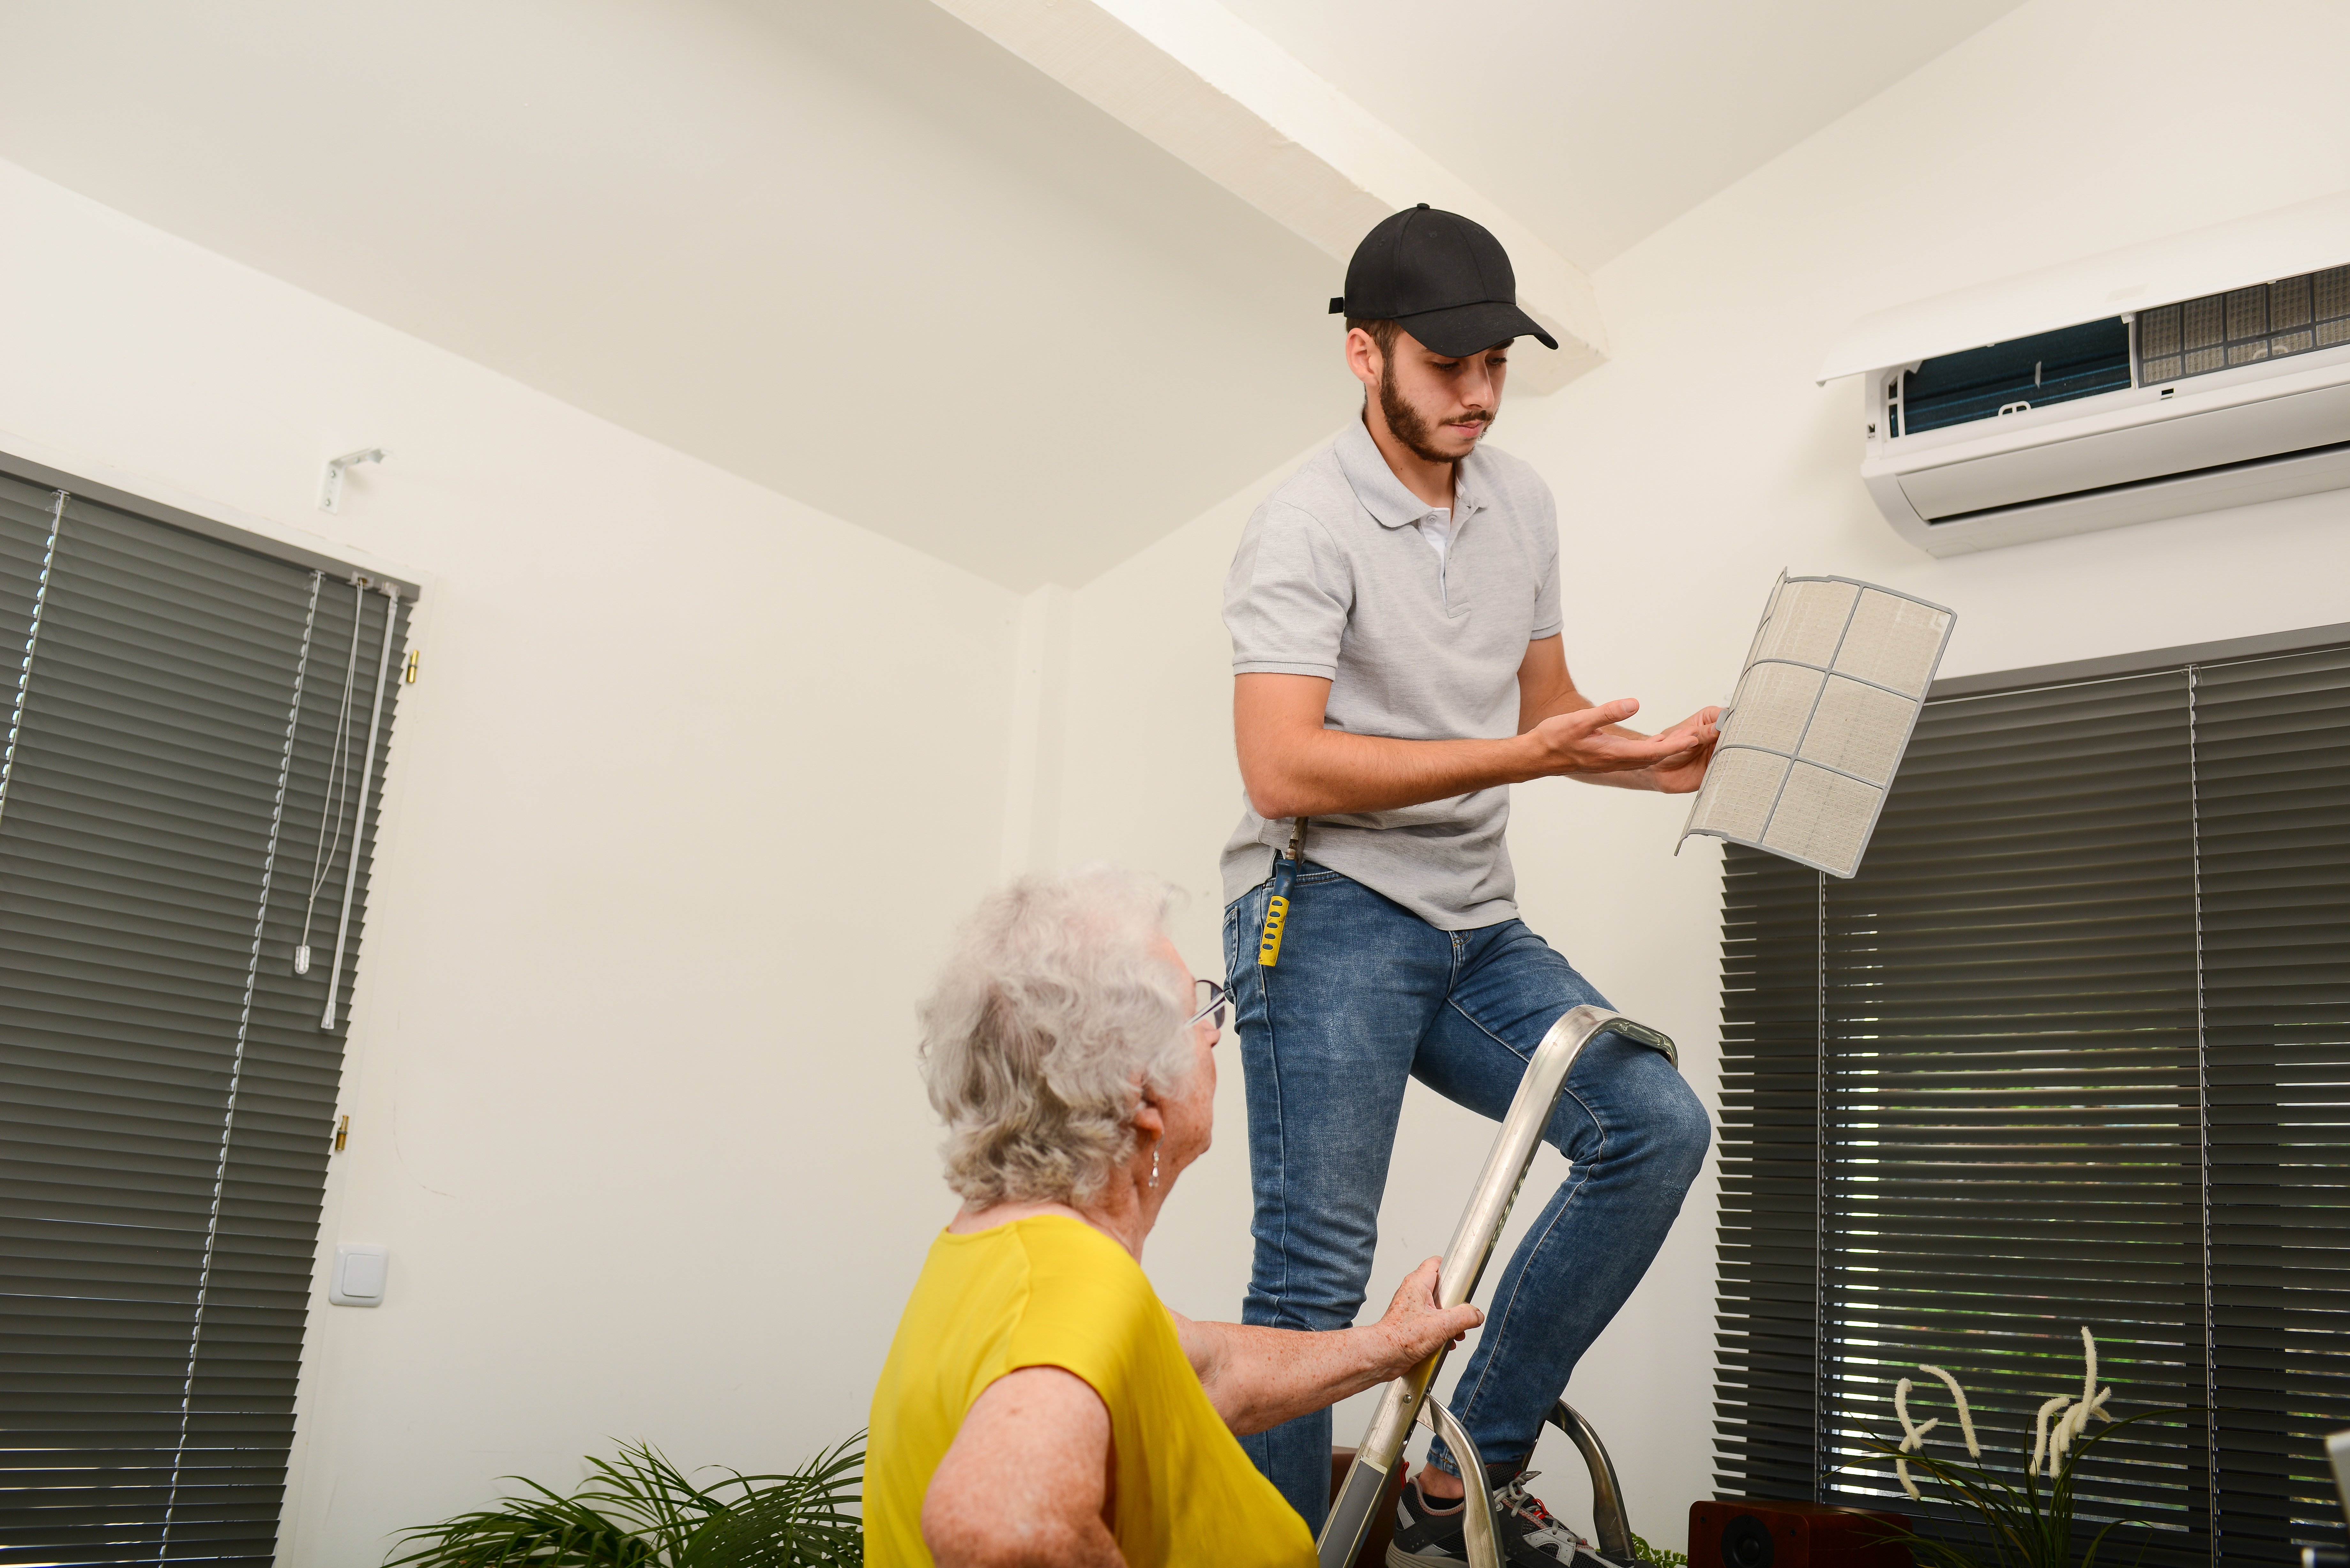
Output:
[320, 447, 387, 513]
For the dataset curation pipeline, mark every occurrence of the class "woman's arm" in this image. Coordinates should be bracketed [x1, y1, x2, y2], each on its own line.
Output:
[922, 1366, 1124, 1568]
[1171, 1257, 1483, 1437]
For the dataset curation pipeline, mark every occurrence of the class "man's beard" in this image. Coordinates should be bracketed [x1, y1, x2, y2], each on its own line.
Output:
[1379, 369, 1493, 464]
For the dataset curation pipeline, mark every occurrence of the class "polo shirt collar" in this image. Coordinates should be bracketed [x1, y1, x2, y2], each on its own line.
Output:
[1335, 416, 1492, 529]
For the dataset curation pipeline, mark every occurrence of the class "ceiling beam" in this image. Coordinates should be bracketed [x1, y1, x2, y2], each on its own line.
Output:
[931, 0, 1607, 394]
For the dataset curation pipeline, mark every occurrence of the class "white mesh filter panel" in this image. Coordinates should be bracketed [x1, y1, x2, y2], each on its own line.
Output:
[1677, 572, 1955, 878]
[1750, 578, 1858, 666]
[1719, 661, 1825, 752]
[1798, 677, 1914, 784]
[1760, 762, 1880, 873]
[1685, 747, 1789, 841]
[1833, 589, 1948, 697]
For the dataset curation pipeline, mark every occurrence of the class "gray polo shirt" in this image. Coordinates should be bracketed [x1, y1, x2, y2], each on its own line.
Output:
[1221, 418, 1563, 930]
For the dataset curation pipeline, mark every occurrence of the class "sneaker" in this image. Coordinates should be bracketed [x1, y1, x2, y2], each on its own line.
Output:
[1390, 1473, 1472, 1566]
[1387, 1466, 1598, 1568]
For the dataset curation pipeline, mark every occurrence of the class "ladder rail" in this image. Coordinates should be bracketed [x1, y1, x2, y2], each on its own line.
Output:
[1316, 1004, 1679, 1568]
[1417, 1396, 1502, 1568]
[1550, 1399, 1636, 1565]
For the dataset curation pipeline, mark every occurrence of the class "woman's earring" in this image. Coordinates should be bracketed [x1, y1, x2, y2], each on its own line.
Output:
[1150, 1148, 1160, 1189]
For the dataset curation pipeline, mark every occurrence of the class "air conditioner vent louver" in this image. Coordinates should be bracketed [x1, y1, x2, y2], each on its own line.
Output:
[2138, 265, 2350, 384]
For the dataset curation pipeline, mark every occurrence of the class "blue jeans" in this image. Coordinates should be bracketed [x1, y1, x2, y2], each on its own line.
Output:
[1224, 864, 1711, 1531]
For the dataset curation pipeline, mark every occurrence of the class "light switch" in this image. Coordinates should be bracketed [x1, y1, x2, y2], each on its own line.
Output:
[331, 1242, 389, 1307]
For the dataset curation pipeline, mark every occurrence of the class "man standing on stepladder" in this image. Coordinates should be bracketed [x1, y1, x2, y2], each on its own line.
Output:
[1222, 205, 1720, 1565]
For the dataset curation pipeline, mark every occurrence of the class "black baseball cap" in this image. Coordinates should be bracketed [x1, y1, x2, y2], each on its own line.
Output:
[1328, 204, 1557, 356]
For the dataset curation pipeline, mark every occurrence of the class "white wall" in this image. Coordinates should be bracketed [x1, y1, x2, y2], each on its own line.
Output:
[0, 158, 1023, 1563]
[1054, 0, 2350, 1550]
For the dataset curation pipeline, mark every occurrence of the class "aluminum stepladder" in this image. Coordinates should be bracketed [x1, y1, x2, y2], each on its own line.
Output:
[1319, 1004, 1680, 1568]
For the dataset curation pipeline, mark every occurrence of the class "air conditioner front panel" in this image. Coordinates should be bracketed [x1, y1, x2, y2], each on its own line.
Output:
[1898, 377, 2350, 519]
[1904, 441, 2350, 556]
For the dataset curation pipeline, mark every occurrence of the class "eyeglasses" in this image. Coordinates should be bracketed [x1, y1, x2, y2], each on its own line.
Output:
[1188, 977, 1228, 1034]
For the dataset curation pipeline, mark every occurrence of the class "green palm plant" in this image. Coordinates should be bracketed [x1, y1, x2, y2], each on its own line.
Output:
[386, 1435, 863, 1567]
[1859, 1329, 2180, 1568]
[1626, 1531, 1690, 1568]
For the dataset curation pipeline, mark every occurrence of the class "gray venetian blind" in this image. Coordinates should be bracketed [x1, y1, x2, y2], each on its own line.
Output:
[0, 470, 409, 1566]
[1714, 637, 2350, 1567]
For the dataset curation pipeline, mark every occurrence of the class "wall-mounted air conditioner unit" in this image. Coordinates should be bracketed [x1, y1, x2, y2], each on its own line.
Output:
[1821, 190, 2350, 555]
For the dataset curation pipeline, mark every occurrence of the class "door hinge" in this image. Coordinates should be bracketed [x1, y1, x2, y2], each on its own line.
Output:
[403, 649, 420, 684]
[333, 1114, 350, 1153]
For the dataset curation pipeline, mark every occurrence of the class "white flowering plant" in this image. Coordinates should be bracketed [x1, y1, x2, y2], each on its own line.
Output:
[1859, 1328, 2180, 1568]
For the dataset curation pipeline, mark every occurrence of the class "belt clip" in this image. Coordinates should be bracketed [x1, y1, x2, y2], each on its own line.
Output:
[1257, 818, 1308, 968]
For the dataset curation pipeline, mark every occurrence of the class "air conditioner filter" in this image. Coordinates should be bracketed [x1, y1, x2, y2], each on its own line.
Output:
[2136, 263, 2350, 385]
[1677, 573, 1955, 878]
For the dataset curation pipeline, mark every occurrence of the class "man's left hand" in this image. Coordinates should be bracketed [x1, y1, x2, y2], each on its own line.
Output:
[1643, 706, 1722, 794]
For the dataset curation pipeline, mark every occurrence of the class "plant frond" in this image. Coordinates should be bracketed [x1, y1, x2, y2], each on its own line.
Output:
[2073, 1510, 2155, 1568]
[386, 1436, 866, 1568]
[1915, 1366, 1982, 1459]
[385, 1492, 659, 1568]
[1861, 1406, 2188, 1568]
[678, 1438, 865, 1567]
[1626, 1530, 1690, 1568]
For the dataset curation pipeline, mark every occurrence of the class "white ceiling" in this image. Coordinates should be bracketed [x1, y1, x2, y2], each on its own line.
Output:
[1218, 0, 2030, 273]
[0, 0, 1355, 591]
[0, 1, 2027, 589]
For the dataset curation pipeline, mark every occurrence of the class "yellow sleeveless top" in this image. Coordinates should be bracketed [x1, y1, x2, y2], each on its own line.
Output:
[864, 1214, 1314, 1568]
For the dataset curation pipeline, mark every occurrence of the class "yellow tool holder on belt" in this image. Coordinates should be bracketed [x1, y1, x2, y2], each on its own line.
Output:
[1257, 818, 1308, 967]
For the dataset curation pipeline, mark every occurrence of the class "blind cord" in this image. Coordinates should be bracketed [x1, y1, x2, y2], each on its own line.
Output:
[160, 568, 323, 1562]
[294, 578, 366, 976]
[320, 584, 399, 1031]
[0, 489, 66, 838]
[2188, 663, 2220, 1556]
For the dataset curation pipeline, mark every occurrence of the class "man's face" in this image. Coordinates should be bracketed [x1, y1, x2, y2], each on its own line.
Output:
[1357, 328, 1509, 464]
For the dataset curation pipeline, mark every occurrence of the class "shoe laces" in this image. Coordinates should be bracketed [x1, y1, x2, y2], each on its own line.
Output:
[1493, 1471, 1556, 1526]
[1485, 1476, 1598, 1542]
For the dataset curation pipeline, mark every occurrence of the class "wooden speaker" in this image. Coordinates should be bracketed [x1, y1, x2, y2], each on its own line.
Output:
[1689, 1499, 1912, 1568]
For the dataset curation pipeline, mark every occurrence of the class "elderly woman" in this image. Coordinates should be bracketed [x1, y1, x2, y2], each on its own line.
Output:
[867, 868, 1481, 1567]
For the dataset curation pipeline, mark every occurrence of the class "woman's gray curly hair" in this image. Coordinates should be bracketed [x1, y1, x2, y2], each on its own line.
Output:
[918, 866, 1196, 1207]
